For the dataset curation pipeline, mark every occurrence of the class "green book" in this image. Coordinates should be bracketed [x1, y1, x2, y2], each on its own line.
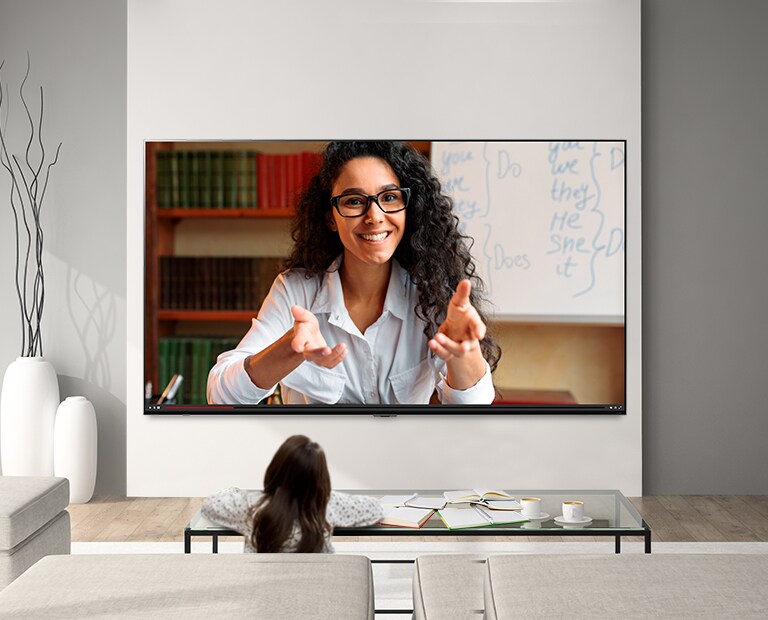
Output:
[212, 151, 224, 208]
[167, 338, 180, 392]
[156, 152, 171, 209]
[178, 151, 189, 208]
[437, 507, 528, 530]
[200, 339, 213, 404]
[186, 338, 197, 403]
[190, 339, 203, 404]
[158, 338, 171, 394]
[223, 152, 236, 208]
[200, 151, 212, 209]
[237, 151, 249, 209]
[169, 152, 180, 208]
[188, 151, 200, 207]
[248, 151, 258, 209]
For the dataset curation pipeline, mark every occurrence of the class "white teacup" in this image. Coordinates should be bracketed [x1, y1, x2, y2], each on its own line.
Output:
[562, 501, 584, 522]
[520, 497, 542, 518]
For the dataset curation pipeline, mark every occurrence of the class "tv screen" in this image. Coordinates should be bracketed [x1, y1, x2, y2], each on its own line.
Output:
[144, 140, 625, 415]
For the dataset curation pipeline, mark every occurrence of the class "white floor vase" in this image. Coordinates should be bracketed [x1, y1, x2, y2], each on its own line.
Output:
[0, 356, 59, 476]
[54, 396, 98, 503]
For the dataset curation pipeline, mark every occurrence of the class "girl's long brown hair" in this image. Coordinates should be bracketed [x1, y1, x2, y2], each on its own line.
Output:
[249, 435, 332, 552]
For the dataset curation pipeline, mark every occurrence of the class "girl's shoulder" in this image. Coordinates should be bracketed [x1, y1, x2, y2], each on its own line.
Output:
[204, 487, 263, 511]
[274, 267, 324, 296]
[201, 487, 264, 535]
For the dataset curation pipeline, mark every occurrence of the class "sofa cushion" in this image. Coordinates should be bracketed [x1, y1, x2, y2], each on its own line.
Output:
[0, 510, 70, 587]
[484, 554, 768, 619]
[0, 553, 374, 619]
[412, 554, 486, 619]
[0, 477, 70, 550]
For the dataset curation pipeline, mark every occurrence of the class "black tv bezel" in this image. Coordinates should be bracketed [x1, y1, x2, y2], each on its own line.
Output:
[143, 139, 627, 417]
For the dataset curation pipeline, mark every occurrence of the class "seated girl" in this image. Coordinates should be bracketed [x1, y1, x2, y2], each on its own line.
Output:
[202, 434, 382, 552]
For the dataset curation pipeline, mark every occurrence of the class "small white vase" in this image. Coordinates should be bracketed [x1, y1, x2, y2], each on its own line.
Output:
[54, 396, 97, 504]
[0, 356, 59, 476]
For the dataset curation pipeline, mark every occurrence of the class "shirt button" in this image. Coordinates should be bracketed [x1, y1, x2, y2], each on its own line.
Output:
[370, 392, 375, 398]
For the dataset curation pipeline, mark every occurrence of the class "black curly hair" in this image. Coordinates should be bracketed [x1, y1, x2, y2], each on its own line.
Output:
[284, 141, 501, 373]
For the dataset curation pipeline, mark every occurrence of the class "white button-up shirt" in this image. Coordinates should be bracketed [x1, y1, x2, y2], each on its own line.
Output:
[207, 258, 494, 405]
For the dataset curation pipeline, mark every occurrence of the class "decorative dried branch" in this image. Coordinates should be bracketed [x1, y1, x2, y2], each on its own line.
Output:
[0, 55, 62, 357]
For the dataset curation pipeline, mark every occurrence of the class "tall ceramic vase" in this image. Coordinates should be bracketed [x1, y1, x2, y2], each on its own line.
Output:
[54, 396, 97, 503]
[0, 356, 60, 476]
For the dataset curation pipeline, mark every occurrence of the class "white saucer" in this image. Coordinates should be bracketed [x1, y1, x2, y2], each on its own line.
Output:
[554, 515, 592, 525]
[554, 515, 592, 526]
[522, 513, 551, 522]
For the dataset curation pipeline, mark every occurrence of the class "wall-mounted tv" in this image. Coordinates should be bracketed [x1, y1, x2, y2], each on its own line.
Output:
[144, 140, 625, 415]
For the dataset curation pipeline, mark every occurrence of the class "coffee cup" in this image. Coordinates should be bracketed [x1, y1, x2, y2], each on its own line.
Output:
[520, 497, 542, 518]
[562, 501, 584, 522]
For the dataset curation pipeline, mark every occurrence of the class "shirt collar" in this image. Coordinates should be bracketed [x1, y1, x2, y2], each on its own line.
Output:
[309, 255, 410, 321]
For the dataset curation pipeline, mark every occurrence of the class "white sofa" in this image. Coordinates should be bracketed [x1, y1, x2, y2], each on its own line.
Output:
[484, 554, 768, 618]
[0, 554, 374, 619]
[0, 477, 70, 589]
[413, 553, 768, 619]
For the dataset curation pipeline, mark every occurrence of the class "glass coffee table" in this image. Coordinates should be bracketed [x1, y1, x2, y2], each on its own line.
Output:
[185, 489, 651, 554]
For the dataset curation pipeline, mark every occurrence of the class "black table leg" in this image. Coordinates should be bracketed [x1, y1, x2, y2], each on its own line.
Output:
[645, 530, 652, 554]
[212, 535, 219, 554]
[184, 532, 191, 554]
[615, 536, 621, 554]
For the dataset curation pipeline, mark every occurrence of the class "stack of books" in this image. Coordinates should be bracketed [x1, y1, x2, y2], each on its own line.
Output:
[439, 490, 527, 529]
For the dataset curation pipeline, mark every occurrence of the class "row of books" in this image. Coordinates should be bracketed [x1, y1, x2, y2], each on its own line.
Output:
[256, 151, 323, 210]
[159, 256, 283, 311]
[157, 337, 240, 405]
[155, 150, 322, 210]
[156, 151, 256, 210]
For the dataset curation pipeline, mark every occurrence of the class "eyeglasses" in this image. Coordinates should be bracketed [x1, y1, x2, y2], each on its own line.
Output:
[330, 187, 411, 218]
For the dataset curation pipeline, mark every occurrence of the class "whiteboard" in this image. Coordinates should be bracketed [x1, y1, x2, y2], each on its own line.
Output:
[432, 141, 625, 322]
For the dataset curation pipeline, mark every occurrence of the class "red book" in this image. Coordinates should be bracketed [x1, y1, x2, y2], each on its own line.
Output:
[277, 154, 288, 210]
[256, 153, 270, 210]
[286, 153, 297, 209]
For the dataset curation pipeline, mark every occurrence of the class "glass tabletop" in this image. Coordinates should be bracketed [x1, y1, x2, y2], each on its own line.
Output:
[186, 489, 646, 534]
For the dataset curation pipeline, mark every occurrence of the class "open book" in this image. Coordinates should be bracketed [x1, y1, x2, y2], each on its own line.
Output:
[437, 506, 528, 530]
[473, 499, 523, 511]
[379, 507, 434, 529]
[443, 489, 514, 504]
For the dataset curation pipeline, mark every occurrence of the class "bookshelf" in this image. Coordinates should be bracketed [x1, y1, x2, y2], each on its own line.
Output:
[144, 141, 318, 401]
[144, 140, 433, 403]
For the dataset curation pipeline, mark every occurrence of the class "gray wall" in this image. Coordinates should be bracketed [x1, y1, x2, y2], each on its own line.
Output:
[0, 0, 127, 494]
[1, 0, 766, 496]
[642, 0, 768, 493]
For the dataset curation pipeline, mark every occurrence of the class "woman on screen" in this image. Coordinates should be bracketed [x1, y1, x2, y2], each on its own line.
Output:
[202, 435, 382, 552]
[207, 141, 500, 405]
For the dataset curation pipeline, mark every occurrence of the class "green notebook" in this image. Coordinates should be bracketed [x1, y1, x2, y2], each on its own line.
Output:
[437, 507, 528, 530]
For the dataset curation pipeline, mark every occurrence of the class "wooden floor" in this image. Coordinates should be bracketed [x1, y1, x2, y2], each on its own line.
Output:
[68, 496, 768, 544]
